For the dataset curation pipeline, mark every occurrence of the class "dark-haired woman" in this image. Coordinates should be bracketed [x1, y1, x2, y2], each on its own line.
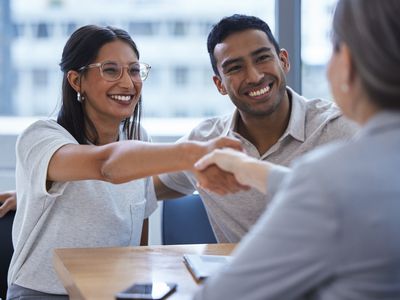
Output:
[7, 25, 240, 299]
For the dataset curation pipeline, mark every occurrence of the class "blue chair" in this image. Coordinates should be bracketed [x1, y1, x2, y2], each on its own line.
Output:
[162, 194, 217, 245]
[0, 211, 15, 300]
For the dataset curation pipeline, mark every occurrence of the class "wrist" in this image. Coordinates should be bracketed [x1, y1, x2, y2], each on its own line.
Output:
[180, 141, 206, 170]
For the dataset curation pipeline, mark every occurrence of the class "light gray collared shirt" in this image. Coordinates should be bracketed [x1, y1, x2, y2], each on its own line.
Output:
[159, 88, 359, 242]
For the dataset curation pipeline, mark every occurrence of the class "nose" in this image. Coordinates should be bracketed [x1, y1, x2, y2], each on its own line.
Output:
[245, 64, 263, 84]
[118, 67, 137, 89]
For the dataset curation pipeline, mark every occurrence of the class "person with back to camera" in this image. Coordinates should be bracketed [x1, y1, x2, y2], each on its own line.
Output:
[6, 25, 241, 300]
[194, 0, 400, 299]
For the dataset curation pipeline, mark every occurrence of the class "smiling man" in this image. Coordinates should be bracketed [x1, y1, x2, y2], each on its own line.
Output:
[155, 14, 358, 243]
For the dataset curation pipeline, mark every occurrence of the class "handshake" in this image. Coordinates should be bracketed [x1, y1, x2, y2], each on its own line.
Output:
[193, 137, 273, 196]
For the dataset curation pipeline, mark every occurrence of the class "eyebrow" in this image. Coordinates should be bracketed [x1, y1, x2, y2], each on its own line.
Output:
[220, 47, 273, 70]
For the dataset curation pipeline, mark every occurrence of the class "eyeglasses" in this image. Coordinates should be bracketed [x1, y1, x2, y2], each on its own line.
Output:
[79, 61, 151, 82]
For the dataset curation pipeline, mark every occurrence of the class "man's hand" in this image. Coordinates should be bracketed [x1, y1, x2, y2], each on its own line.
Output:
[0, 190, 17, 217]
[194, 164, 250, 195]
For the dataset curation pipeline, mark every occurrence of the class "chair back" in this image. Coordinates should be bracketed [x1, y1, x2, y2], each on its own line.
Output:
[162, 194, 217, 245]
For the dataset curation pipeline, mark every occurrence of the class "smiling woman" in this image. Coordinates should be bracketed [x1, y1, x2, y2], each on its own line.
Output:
[6, 24, 242, 299]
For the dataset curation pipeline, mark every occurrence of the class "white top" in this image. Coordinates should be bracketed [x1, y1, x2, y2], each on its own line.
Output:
[194, 111, 400, 300]
[8, 119, 157, 294]
[159, 88, 359, 242]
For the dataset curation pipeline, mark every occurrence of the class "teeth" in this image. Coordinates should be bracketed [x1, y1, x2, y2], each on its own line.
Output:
[110, 95, 132, 102]
[248, 85, 271, 97]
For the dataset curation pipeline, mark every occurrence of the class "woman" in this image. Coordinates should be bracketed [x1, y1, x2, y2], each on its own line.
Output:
[194, 0, 400, 299]
[7, 25, 240, 299]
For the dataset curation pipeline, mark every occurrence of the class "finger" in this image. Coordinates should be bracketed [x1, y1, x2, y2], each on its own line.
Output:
[194, 152, 217, 170]
[0, 198, 15, 218]
[218, 138, 243, 151]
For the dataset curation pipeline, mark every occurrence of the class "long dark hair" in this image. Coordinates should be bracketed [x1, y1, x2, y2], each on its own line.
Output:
[58, 25, 142, 144]
[332, 0, 400, 110]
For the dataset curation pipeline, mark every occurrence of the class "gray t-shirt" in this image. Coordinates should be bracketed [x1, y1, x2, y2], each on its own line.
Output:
[159, 88, 359, 242]
[8, 119, 157, 294]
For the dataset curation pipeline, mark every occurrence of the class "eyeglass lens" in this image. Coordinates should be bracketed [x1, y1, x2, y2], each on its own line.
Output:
[101, 62, 149, 82]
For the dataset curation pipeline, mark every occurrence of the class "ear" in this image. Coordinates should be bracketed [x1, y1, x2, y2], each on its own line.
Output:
[212, 75, 227, 95]
[339, 44, 354, 84]
[278, 49, 290, 74]
[67, 70, 81, 93]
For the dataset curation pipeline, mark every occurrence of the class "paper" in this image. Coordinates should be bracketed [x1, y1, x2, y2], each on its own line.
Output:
[183, 254, 232, 281]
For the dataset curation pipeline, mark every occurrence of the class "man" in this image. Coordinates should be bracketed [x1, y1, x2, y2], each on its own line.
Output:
[1, 15, 358, 244]
[154, 14, 358, 243]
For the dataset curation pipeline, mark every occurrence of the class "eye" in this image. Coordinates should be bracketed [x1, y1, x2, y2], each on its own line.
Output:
[102, 63, 120, 76]
[256, 55, 270, 63]
[226, 65, 242, 74]
[128, 64, 141, 76]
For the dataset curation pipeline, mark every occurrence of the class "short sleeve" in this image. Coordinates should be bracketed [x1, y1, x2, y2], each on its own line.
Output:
[15, 120, 77, 198]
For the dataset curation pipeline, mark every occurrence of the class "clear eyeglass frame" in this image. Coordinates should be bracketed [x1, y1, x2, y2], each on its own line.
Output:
[78, 61, 151, 82]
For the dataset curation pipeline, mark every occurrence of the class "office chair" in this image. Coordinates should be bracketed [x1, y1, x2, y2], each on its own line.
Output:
[0, 211, 15, 300]
[162, 194, 217, 245]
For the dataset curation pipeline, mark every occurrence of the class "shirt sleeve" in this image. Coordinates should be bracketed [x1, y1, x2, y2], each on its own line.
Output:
[16, 120, 77, 199]
[194, 157, 338, 300]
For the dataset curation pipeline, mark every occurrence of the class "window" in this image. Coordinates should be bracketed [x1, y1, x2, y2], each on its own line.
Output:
[129, 21, 157, 36]
[174, 66, 189, 86]
[36, 22, 51, 38]
[32, 68, 48, 88]
[1, 0, 275, 118]
[301, 0, 338, 101]
[169, 21, 187, 37]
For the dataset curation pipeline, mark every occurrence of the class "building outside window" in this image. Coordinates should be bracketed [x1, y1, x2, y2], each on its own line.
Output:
[0, 0, 341, 118]
[301, 0, 338, 101]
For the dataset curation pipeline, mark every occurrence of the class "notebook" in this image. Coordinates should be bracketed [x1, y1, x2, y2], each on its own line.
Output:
[183, 254, 232, 281]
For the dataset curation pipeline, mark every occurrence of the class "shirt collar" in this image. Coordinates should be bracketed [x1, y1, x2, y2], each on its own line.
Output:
[281, 87, 307, 142]
[222, 110, 240, 137]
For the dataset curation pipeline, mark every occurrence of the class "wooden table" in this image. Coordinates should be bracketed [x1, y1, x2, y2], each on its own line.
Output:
[53, 244, 236, 300]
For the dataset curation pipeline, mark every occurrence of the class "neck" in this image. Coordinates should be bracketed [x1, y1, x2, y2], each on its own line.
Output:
[85, 118, 121, 145]
[237, 92, 291, 155]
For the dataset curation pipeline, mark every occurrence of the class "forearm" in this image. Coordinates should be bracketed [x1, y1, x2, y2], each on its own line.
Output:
[101, 141, 206, 184]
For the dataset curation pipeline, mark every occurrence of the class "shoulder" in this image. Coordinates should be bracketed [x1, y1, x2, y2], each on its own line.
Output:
[183, 114, 232, 141]
[299, 95, 359, 140]
[291, 139, 359, 182]
[18, 119, 74, 144]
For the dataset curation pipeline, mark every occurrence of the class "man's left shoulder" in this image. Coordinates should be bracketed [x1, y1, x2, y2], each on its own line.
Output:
[305, 98, 359, 139]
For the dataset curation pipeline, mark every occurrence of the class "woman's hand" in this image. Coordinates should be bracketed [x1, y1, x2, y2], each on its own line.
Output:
[0, 190, 17, 217]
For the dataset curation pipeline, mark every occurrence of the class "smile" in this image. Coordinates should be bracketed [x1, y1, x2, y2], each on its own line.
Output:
[247, 82, 273, 98]
[109, 94, 133, 102]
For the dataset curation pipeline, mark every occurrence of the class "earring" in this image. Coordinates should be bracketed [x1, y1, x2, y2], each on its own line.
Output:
[340, 83, 349, 93]
[77, 92, 85, 102]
